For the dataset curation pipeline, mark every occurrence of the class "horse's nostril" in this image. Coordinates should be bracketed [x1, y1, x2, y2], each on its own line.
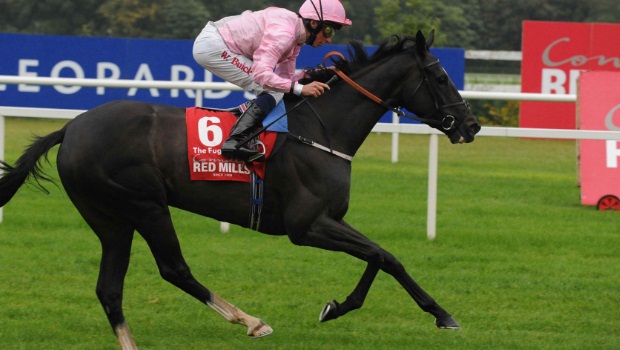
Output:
[469, 122, 481, 135]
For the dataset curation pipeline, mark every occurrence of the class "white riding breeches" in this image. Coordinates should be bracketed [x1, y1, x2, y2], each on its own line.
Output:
[193, 22, 283, 103]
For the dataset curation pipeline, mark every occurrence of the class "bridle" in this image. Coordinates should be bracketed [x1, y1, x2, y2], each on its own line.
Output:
[324, 51, 469, 131]
[411, 54, 470, 131]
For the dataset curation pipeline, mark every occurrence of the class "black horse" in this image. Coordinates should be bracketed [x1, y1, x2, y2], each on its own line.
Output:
[0, 31, 480, 349]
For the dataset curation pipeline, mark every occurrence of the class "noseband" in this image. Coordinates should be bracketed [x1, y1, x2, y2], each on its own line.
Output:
[324, 51, 468, 131]
[409, 57, 469, 131]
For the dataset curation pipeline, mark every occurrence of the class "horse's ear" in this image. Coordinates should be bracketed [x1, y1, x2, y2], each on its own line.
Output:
[415, 30, 426, 55]
[426, 29, 435, 48]
[415, 29, 435, 53]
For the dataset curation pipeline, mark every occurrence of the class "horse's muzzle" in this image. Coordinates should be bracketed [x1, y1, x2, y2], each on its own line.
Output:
[450, 116, 481, 144]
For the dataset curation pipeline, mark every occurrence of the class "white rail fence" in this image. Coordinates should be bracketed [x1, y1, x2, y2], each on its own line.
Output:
[464, 50, 521, 92]
[1, 76, 620, 240]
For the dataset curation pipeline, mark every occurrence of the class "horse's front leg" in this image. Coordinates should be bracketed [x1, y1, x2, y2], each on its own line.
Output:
[319, 262, 379, 322]
[289, 217, 459, 329]
[383, 250, 461, 329]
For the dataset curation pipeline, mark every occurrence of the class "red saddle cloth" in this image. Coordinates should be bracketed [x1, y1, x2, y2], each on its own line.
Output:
[185, 107, 277, 182]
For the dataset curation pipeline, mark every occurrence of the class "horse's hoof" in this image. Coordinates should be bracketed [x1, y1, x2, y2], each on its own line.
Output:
[247, 319, 273, 338]
[319, 300, 340, 322]
[435, 316, 461, 330]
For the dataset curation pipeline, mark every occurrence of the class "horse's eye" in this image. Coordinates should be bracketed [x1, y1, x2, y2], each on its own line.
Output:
[437, 75, 448, 84]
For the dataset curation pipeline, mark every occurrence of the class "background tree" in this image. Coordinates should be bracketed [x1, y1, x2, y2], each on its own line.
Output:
[473, 0, 620, 50]
[152, 0, 210, 39]
[374, 0, 473, 47]
[0, 0, 106, 35]
[97, 0, 160, 37]
[1, 0, 619, 48]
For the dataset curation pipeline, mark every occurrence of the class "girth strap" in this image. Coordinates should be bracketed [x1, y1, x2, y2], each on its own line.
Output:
[249, 172, 263, 231]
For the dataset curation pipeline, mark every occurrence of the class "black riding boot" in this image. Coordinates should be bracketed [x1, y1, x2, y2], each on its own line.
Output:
[221, 101, 266, 162]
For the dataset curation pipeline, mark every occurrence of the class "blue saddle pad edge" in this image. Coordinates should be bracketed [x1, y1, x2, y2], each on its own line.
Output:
[263, 100, 288, 133]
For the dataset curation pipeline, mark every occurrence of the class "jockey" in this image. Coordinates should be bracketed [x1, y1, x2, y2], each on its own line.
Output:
[193, 0, 352, 162]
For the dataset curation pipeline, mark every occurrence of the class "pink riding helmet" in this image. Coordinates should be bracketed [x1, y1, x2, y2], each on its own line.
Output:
[298, 0, 352, 27]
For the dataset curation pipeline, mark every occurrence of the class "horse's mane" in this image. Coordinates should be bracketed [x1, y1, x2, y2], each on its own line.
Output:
[299, 35, 417, 85]
[338, 35, 417, 73]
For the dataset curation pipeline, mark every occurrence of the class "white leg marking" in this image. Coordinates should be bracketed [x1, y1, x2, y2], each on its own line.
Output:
[115, 323, 138, 350]
[207, 293, 273, 337]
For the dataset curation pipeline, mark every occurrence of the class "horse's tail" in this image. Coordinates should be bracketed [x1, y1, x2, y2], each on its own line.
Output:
[0, 126, 67, 207]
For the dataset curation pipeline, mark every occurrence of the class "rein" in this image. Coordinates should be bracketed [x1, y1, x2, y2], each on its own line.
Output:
[237, 74, 353, 162]
[243, 48, 468, 163]
[322, 51, 465, 131]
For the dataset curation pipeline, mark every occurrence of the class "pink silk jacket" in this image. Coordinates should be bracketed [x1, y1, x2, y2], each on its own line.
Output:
[216, 7, 308, 93]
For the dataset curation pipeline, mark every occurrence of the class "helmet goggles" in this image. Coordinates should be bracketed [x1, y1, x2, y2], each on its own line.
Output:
[322, 24, 336, 38]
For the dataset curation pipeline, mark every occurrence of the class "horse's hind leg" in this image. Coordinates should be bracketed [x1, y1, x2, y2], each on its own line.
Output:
[134, 205, 273, 338]
[73, 203, 139, 350]
[98, 231, 138, 350]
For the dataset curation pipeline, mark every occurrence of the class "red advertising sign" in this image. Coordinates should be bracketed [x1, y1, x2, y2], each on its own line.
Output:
[578, 71, 620, 207]
[521, 21, 620, 129]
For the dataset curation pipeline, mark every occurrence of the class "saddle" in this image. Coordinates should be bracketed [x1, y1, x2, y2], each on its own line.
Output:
[185, 101, 289, 182]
